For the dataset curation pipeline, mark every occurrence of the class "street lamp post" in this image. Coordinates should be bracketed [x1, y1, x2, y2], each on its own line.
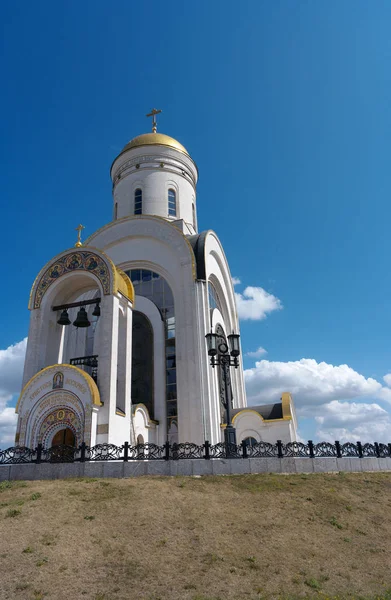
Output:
[205, 331, 241, 450]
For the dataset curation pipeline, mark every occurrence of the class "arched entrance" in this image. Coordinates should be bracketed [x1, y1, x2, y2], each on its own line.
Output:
[51, 427, 76, 447]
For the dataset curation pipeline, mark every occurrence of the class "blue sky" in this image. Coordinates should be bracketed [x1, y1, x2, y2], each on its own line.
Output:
[1, 0, 391, 445]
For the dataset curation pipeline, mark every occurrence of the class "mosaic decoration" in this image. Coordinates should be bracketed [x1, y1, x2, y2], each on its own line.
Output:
[25, 390, 90, 448]
[33, 251, 111, 309]
[38, 406, 82, 447]
[52, 372, 64, 390]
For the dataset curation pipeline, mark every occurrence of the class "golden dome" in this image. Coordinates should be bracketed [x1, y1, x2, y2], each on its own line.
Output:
[121, 132, 189, 156]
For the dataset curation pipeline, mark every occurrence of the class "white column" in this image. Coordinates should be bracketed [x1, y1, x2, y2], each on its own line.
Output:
[124, 301, 134, 442]
[22, 309, 45, 387]
[95, 294, 119, 434]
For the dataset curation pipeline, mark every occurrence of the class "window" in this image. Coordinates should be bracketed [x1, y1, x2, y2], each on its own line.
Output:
[135, 189, 142, 215]
[125, 269, 177, 441]
[168, 189, 176, 217]
[192, 203, 196, 229]
[208, 281, 221, 313]
[132, 312, 154, 417]
[114, 202, 118, 220]
[243, 437, 258, 448]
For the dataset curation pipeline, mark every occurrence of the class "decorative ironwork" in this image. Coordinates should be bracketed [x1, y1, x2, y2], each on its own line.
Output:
[313, 442, 338, 457]
[70, 355, 98, 382]
[127, 443, 166, 460]
[0, 446, 35, 464]
[171, 443, 204, 459]
[86, 444, 123, 461]
[340, 442, 360, 457]
[206, 328, 241, 446]
[209, 443, 241, 459]
[1, 439, 391, 465]
[246, 441, 279, 458]
[284, 442, 310, 457]
[42, 444, 76, 463]
[362, 443, 377, 457]
[377, 443, 390, 458]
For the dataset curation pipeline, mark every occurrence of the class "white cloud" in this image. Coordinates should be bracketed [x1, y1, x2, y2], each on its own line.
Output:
[313, 401, 391, 443]
[0, 338, 27, 448]
[232, 277, 241, 286]
[235, 286, 282, 321]
[244, 358, 382, 406]
[383, 373, 391, 387]
[0, 338, 27, 400]
[246, 346, 267, 358]
[244, 357, 391, 442]
[0, 408, 18, 447]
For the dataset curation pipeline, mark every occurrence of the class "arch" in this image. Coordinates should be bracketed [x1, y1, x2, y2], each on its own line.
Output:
[132, 403, 152, 427]
[132, 311, 154, 417]
[127, 269, 176, 437]
[29, 247, 134, 309]
[242, 436, 259, 447]
[232, 409, 266, 424]
[83, 215, 197, 281]
[27, 391, 86, 448]
[15, 363, 101, 413]
[51, 427, 76, 447]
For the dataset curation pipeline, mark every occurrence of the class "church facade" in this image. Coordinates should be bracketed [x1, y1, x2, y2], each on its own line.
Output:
[15, 117, 298, 450]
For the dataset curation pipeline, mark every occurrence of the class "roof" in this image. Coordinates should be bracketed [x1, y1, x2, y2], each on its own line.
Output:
[120, 132, 189, 156]
[232, 403, 283, 421]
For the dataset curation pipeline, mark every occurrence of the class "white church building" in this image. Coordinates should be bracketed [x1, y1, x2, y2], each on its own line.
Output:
[15, 112, 298, 450]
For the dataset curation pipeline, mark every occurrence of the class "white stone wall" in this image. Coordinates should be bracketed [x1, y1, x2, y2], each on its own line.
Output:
[111, 145, 198, 233]
[87, 216, 206, 444]
[2, 457, 391, 481]
[232, 410, 294, 445]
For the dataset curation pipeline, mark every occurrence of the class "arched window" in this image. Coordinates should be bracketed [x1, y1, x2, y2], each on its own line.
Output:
[132, 311, 154, 417]
[168, 189, 176, 217]
[208, 280, 221, 314]
[134, 189, 142, 215]
[243, 437, 258, 448]
[125, 269, 177, 441]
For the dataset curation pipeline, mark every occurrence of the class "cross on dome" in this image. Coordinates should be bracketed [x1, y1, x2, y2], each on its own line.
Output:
[146, 108, 162, 133]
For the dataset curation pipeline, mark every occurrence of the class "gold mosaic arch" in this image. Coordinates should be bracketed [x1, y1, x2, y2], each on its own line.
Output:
[15, 364, 102, 413]
[28, 246, 134, 309]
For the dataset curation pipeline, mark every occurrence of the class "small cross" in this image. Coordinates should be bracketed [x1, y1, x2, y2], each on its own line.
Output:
[75, 224, 85, 247]
[146, 108, 162, 133]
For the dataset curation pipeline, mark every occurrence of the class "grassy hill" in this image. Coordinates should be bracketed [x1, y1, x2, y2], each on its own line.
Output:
[0, 472, 391, 600]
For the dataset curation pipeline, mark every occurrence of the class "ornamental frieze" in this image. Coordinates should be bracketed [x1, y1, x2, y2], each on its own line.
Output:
[33, 250, 111, 309]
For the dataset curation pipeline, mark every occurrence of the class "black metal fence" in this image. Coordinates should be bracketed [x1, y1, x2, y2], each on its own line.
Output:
[1, 440, 391, 464]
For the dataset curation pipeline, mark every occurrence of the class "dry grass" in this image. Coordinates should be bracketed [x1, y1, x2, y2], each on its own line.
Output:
[0, 472, 391, 600]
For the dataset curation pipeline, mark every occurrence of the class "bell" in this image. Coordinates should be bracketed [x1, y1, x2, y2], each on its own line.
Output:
[57, 309, 71, 326]
[92, 302, 101, 317]
[73, 307, 90, 328]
